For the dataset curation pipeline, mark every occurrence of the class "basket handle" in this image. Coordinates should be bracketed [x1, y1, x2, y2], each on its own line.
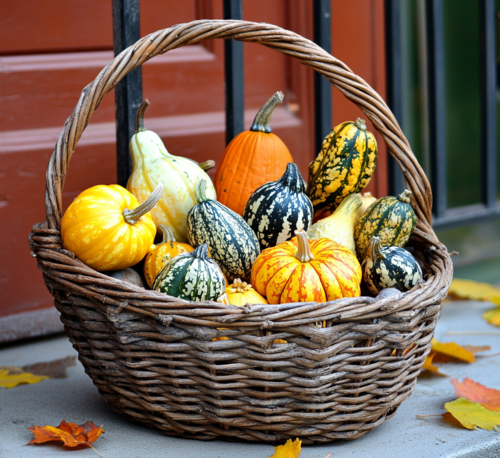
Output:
[44, 19, 436, 242]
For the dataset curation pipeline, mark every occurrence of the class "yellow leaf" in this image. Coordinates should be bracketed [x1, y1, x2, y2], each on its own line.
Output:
[421, 353, 448, 376]
[448, 279, 500, 301]
[0, 369, 49, 389]
[445, 398, 500, 431]
[483, 308, 500, 327]
[431, 338, 475, 363]
[268, 438, 302, 458]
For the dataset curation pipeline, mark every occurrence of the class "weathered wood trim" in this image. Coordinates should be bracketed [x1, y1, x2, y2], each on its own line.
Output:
[0, 307, 63, 344]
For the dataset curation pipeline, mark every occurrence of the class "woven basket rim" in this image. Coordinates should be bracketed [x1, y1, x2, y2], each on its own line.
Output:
[33, 19, 453, 325]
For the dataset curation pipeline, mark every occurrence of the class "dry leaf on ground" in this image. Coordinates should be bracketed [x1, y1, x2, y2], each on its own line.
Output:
[448, 279, 500, 301]
[421, 353, 448, 376]
[451, 378, 500, 411]
[23, 356, 76, 378]
[0, 370, 49, 389]
[430, 338, 476, 363]
[268, 438, 301, 458]
[483, 308, 500, 327]
[28, 419, 104, 456]
[444, 398, 500, 431]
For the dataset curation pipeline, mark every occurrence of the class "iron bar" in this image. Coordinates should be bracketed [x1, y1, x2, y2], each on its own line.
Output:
[112, 0, 143, 187]
[384, 0, 406, 196]
[432, 203, 500, 230]
[223, 0, 244, 145]
[479, 0, 497, 208]
[426, 0, 447, 220]
[313, 0, 332, 154]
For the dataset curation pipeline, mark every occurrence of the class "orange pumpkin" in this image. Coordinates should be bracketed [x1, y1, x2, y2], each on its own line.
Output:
[214, 91, 294, 215]
[251, 230, 362, 304]
[143, 225, 194, 287]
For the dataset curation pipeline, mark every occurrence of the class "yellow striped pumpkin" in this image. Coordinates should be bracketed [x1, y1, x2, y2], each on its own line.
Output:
[251, 230, 361, 304]
[307, 118, 377, 213]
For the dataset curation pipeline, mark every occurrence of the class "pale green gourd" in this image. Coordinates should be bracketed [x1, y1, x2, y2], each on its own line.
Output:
[307, 193, 362, 254]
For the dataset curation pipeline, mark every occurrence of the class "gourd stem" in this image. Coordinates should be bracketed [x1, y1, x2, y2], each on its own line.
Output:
[199, 160, 215, 171]
[294, 230, 315, 263]
[123, 183, 163, 225]
[193, 243, 209, 259]
[159, 224, 175, 244]
[135, 100, 150, 133]
[250, 91, 284, 133]
[368, 236, 385, 261]
[230, 278, 253, 293]
[195, 179, 210, 203]
[398, 189, 412, 204]
[355, 118, 367, 131]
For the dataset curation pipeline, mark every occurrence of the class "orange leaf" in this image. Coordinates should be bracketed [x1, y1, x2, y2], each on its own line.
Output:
[28, 419, 104, 455]
[421, 353, 448, 376]
[430, 338, 475, 363]
[268, 438, 302, 458]
[451, 378, 500, 412]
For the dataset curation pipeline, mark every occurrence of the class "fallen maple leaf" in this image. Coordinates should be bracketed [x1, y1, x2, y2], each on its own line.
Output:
[431, 343, 492, 363]
[451, 378, 500, 411]
[28, 420, 104, 456]
[0, 370, 49, 389]
[448, 278, 500, 301]
[268, 438, 301, 458]
[431, 338, 476, 363]
[421, 353, 448, 376]
[483, 308, 500, 327]
[444, 398, 500, 431]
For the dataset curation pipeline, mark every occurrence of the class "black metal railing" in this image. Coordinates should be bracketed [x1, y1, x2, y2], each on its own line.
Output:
[112, 0, 499, 231]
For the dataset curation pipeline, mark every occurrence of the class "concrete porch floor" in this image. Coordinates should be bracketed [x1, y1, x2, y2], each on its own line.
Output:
[1, 301, 499, 458]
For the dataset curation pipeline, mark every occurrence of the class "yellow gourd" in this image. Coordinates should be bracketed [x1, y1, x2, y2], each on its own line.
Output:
[225, 279, 268, 306]
[127, 100, 216, 242]
[354, 192, 377, 225]
[61, 184, 162, 271]
[307, 193, 362, 254]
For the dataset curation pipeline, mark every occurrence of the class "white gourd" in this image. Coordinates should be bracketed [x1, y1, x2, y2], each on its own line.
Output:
[127, 100, 216, 243]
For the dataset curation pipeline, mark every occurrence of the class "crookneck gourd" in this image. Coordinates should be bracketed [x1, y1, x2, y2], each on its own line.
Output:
[354, 189, 416, 259]
[143, 225, 194, 287]
[363, 236, 422, 295]
[152, 244, 226, 302]
[224, 278, 268, 306]
[307, 118, 378, 213]
[61, 183, 163, 271]
[187, 180, 260, 282]
[127, 100, 216, 242]
[214, 92, 294, 215]
[251, 230, 362, 304]
[244, 162, 313, 251]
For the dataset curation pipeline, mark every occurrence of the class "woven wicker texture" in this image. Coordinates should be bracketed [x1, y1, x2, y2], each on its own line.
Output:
[30, 20, 453, 443]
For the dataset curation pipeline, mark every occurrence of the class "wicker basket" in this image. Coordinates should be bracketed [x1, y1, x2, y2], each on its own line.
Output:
[29, 20, 453, 444]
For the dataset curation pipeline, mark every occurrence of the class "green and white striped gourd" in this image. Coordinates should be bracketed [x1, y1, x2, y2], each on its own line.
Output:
[187, 180, 260, 282]
[363, 236, 422, 295]
[354, 189, 416, 258]
[307, 118, 378, 213]
[152, 244, 225, 302]
[243, 163, 313, 251]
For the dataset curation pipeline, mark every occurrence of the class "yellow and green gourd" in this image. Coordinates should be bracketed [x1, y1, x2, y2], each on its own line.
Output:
[307, 118, 377, 213]
[354, 189, 416, 259]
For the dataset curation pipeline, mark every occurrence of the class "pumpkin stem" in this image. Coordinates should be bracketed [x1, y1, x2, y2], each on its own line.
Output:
[135, 100, 150, 133]
[230, 278, 253, 293]
[250, 91, 284, 133]
[294, 230, 315, 263]
[367, 236, 385, 261]
[192, 243, 209, 259]
[159, 224, 175, 244]
[195, 179, 211, 203]
[199, 160, 215, 171]
[123, 183, 163, 225]
[398, 189, 412, 204]
[355, 118, 367, 131]
[278, 163, 306, 193]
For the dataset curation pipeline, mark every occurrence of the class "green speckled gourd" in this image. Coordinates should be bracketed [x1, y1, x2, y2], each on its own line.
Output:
[363, 236, 422, 295]
[152, 244, 225, 302]
[354, 189, 416, 259]
[187, 180, 260, 282]
[307, 118, 378, 213]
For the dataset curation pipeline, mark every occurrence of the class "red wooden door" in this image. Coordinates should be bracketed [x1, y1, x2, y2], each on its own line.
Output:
[0, 0, 387, 342]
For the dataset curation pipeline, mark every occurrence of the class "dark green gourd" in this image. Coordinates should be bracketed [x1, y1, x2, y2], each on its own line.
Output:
[363, 236, 422, 295]
[187, 180, 260, 282]
[243, 163, 313, 251]
[152, 244, 225, 302]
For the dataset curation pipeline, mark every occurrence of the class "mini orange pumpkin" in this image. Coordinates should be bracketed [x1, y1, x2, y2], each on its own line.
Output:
[214, 91, 294, 215]
[143, 225, 195, 287]
[251, 230, 362, 304]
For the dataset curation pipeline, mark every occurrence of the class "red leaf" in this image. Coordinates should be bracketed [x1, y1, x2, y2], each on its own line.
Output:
[451, 378, 500, 412]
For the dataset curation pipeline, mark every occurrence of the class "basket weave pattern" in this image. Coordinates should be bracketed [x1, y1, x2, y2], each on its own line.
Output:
[29, 20, 453, 443]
